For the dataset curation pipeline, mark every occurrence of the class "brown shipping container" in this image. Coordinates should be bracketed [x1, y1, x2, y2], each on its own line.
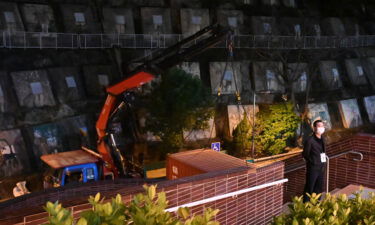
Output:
[166, 149, 255, 180]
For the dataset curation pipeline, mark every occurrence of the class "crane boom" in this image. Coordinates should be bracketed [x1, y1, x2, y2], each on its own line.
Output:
[95, 24, 230, 178]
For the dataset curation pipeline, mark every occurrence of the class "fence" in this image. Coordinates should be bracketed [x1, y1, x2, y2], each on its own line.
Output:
[1, 30, 375, 50]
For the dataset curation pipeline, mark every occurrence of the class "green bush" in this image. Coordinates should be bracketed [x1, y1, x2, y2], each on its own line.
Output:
[44, 185, 220, 225]
[272, 191, 375, 225]
[255, 102, 300, 156]
[143, 68, 214, 152]
[231, 112, 252, 157]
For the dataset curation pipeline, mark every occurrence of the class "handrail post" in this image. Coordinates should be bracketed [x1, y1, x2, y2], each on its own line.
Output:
[326, 155, 329, 193]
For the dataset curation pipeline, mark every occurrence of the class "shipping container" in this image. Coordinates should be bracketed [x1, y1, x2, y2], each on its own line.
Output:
[166, 149, 254, 180]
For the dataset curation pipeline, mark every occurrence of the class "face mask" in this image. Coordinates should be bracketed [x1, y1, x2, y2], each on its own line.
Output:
[316, 127, 325, 134]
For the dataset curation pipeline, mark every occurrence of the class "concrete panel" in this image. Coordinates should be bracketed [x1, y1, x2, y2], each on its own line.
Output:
[57, 115, 92, 150]
[183, 118, 216, 141]
[0, 71, 17, 113]
[60, 4, 101, 33]
[0, 2, 24, 31]
[210, 61, 251, 95]
[47, 67, 85, 103]
[217, 10, 247, 35]
[279, 17, 304, 36]
[288, 63, 308, 93]
[11, 70, 56, 108]
[364, 21, 375, 35]
[363, 57, 375, 89]
[227, 104, 259, 136]
[176, 62, 200, 78]
[321, 17, 345, 36]
[0, 129, 30, 178]
[319, 61, 343, 90]
[250, 16, 278, 35]
[262, 0, 279, 6]
[344, 59, 367, 86]
[364, 95, 375, 123]
[128, 0, 164, 6]
[303, 18, 322, 36]
[82, 65, 117, 97]
[102, 8, 135, 34]
[140, 7, 172, 34]
[338, 98, 362, 128]
[30, 122, 63, 167]
[342, 18, 365, 36]
[20, 4, 56, 32]
[180, 8, 210, 36]
[252, 61, 284, 93]
[307, 103, 332, 130]
[282, 0, 296, 7]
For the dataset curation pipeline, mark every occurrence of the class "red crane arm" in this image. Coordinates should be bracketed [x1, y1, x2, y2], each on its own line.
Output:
[95, 71, 155, 177]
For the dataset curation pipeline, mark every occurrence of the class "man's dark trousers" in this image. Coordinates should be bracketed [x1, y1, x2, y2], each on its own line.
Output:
[303, 164, 325, 202]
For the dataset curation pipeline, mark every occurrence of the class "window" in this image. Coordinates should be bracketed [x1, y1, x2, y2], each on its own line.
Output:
[263, 23, 272, 34]
[30, 82, 43, 94]
[41, 23, 49, 33]
[172, 166, 178, 174]
[115, 15, 126, 33]
[86, 168, 95, 181]
[314, 24, 321, 36]
[228, 17, 238, 28]
[299, 72, 307, 91]
[223, 70, 233, 92]
[74, 12, 85, 25]
[64, 171, 83, 184]
[4, 11, 15, 23]
[356, 66, 364, 76]
[191, 16, 202, 25]
[98, 74, 109, 86]
[65, 76, 77, 88]
[294, 24, 301, 37]
[115, 15, 125, 25]
[266, 69, 277, 91]
[152, 15, 163, 25]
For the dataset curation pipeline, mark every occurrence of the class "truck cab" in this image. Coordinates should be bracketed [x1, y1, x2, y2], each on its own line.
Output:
[41, 150, 100, 187]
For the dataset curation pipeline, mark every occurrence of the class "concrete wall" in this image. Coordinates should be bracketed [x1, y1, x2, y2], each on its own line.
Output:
[321, 17, 346, 36]
[82, 65, 117, 97]
[344, 59, 367, 86]
[364, 95, 375, 123]
[252, 61, 284, 93]
[0, 129, 30, 178]
[363, 57, 375, 89]
[307, 102, 332, 130]
[342, 18, 365, 36]
[183, 118, 216, 141]
[11, 70, 56, 108]
[60, 4, 100, 33]
[319, 61, 343, 90]
[216, 10, 247, 35]
[338, 98, 363, 128]
[180, 8, 210, 36]
[210, 61, 251, 95]
[47, 67, 86, 103]
[303, 18, 322, 36]
[0, 2, 24, 31]
[20, 4, 56, 32]
[250, 16, 278, 35]
[140, 7, 172, 34]
[57, 114, 92, 150]
[278, 17, 304, 36]
[102, 8, 135, 34]
[288, 63, 308, 93]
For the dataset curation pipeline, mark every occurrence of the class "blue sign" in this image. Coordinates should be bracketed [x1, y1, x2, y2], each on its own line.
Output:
[211, 142, 220, 152]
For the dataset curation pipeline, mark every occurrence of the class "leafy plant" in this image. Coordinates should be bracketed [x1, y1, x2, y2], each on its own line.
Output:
[44, 185, 220, 225]
[272, 190, 375, 225]
[255, 102, 300, 156]
[143, 68, 214, 152]
[231, 112, 252, 157]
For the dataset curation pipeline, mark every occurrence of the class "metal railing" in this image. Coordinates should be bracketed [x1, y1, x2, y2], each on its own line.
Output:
[2, 30, 375, 50]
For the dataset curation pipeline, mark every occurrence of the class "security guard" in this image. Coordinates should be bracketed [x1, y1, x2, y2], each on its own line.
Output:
[302, 119, 327, 202]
